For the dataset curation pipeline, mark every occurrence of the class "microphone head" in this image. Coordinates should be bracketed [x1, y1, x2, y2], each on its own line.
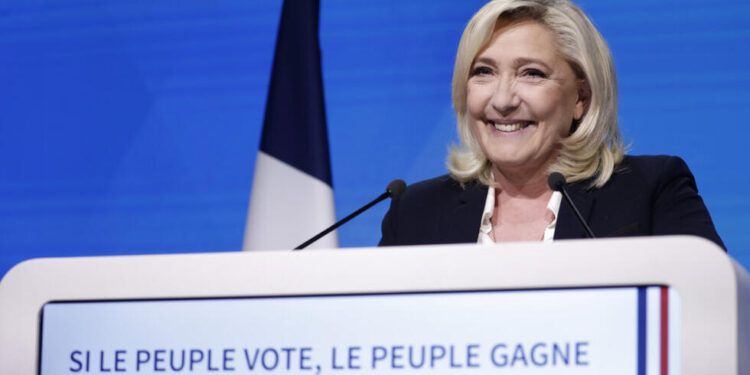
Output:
[547, 172, 566, 192]
[386, 179, 407, 199]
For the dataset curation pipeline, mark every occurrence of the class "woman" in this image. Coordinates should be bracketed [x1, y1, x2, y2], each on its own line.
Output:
[379, 0, 725, 249]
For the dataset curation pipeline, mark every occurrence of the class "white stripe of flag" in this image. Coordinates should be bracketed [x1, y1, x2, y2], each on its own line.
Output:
[243, 152, 337, 250]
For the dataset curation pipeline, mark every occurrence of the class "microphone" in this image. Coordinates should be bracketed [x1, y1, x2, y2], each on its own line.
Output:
[547, 172, 596, 238]
[294, 179, 407, 250]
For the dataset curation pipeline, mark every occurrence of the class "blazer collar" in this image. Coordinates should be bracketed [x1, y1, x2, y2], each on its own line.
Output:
[447, 181, 488, 243]
[554, 180, 596, 240]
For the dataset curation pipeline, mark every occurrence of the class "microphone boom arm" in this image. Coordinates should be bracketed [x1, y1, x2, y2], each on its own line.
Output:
[548, 172, 596, 239]
[293, 192, 389, 250]
[293, 179, 406, 250]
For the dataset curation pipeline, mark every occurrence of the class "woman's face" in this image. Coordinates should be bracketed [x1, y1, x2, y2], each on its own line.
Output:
[466, 20, 586, 179]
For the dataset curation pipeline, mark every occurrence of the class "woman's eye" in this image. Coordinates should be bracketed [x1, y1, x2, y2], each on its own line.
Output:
[471, 66, 493, 76]
[523, 69, 547, 79]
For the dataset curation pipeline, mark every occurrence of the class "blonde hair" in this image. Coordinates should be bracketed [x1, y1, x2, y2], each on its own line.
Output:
[447, 0, 624, 188]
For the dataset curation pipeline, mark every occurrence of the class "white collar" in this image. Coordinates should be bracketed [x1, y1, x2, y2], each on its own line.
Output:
[478, 186, 562, 244]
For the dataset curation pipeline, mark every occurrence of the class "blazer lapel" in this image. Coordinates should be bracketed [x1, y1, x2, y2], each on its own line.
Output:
[444, 182, 487, 243]
[554, 181, 596, 240]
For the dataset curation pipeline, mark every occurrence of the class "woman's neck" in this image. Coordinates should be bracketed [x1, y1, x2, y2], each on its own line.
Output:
[490, 165, 556, 240]
[492, 165, 551, 199]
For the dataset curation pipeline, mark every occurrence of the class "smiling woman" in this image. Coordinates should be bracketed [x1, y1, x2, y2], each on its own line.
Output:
[466, 20, 586, 180]
[379, 0, 725, 249]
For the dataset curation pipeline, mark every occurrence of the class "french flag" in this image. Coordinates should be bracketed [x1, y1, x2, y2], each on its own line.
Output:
[243, 0, 337, 251]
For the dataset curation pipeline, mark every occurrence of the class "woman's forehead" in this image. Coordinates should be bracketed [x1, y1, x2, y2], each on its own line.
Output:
[476, 20, 562, 64]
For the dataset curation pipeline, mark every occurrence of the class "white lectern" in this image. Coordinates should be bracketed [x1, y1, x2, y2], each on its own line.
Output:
[0, 236, 747, 375]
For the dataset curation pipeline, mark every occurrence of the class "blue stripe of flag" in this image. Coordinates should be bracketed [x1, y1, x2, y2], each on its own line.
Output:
[260, 0, 333, 186]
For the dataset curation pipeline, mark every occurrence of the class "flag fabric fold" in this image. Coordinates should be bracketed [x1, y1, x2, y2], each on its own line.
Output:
[243, 0, 337, 251]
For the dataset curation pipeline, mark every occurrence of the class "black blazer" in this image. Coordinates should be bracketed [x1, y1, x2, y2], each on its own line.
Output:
[379, 155, 725, 250]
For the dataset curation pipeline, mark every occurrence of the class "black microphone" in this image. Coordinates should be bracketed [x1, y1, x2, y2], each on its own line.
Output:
[294, 179, 407, 250]
[547, 172, 596, 238]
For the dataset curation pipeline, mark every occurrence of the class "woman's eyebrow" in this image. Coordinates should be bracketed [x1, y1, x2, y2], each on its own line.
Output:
[472, 56, 496, 66]
[473, 56, 553, 71]
[514, 57, 552, 70]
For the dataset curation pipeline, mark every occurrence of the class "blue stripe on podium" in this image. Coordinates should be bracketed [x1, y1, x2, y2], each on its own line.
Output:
[637, 287, 647, 375]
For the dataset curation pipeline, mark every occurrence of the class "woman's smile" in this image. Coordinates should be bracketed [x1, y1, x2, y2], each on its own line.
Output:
[487, 119, 535, 134]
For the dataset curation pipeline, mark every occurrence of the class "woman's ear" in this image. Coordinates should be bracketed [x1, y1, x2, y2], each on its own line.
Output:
[574, 79, 591, 121]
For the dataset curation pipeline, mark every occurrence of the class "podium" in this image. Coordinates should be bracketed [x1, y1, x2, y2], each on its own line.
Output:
[0, 236, 747, 374]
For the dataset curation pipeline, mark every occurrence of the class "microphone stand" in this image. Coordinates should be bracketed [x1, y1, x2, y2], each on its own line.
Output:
[548, 173, 596, 238]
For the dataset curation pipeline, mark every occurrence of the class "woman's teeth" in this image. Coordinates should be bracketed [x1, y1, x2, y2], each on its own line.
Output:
[491, 121, 528, 132]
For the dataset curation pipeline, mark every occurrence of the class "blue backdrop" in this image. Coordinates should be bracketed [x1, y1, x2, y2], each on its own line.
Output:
[1, 0, 748, 278]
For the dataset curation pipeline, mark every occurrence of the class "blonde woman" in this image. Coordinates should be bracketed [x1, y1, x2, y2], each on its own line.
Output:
[379, 0, 724, 249]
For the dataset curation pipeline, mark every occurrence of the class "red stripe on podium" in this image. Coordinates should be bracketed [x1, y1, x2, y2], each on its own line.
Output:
[660, 287, 669, 375]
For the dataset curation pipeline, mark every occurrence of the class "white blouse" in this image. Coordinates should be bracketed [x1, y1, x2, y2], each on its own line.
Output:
[477, 186, 562, 245]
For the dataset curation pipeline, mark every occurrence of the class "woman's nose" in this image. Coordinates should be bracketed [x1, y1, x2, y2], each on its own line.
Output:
[490, 77, 520, 116]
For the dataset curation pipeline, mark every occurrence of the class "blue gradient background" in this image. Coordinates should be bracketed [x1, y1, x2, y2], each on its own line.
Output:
[1, 0, 748, 278]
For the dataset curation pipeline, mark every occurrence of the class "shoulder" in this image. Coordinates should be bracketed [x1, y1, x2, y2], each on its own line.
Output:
[393, 174, 485, 214]
[603, 155, 695, 192]
[618, 155, 690, 176]
[379, 175, 487, 246]
[588, 154, 699, 207]
[400, 175, 469, 201]
[593, 155, 725, 250]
